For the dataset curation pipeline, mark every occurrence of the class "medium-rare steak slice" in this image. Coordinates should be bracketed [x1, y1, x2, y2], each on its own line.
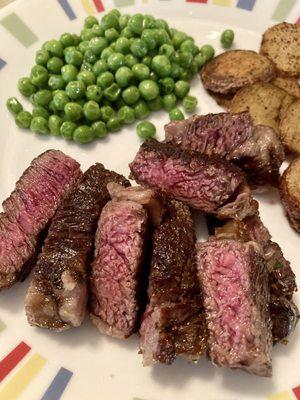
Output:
[25, 164, 129, 331]
[0, 150, 81, 290]
[90, 198, 147, 339]
[140, 199, 207, 365]
[197, 239, 272, 377]
[129, 139, 255, 219]
[164, 112, 284, 187]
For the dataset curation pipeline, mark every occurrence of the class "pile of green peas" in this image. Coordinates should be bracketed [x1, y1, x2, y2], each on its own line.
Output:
[7, 10, 215, 144]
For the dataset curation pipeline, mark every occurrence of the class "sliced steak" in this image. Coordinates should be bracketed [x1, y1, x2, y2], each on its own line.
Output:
[197, 239, 272, 377]
[90, 198, 147, 339]
[140, 199, 207, 366]
[129, 139, 255, 219]
[165, 112, 284, 187]
[0, 150, 81, 290]
[25, 164, 129, 331]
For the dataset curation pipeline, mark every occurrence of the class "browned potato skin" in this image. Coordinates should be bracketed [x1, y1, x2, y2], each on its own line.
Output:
[279, 100, 300, 154]
[260, 22, 300, 78]
[272, 77, 300, 99]
[207, 90, 234, 108]
[280, 158, 300, 233]
[200, 50, 276, 95]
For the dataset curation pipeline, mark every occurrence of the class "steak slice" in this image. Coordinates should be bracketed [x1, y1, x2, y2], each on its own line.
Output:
[25, 164, 129, 331]
[129, 139, 255, 219]
[140, 199, 207, 365]
[90, 197, 147, 339]
[0, 150, 81, 290]
[164, 112, 284, 187]
[197, 239, 272, 377]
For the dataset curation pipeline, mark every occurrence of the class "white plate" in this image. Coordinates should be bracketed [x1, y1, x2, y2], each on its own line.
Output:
[0, 1, 300, 399]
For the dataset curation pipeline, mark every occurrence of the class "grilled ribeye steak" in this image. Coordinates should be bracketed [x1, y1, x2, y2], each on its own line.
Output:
[129, 139, 256, 220]
[197, 239, 272, 377]
[0, 150, 81, 290]
[165, 112, 284, 187]
[140, 199, 207, 366]
[90, 191, 148, 339]
[25, 164, 129, 331]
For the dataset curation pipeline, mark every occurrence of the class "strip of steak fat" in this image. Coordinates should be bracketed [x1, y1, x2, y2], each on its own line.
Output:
[90, 185, 150, 338]
[140, 199, 207, 366]
[197, 239, 272, 377]
[165, 112, 284, 187]
[25, 164, 129, 331]
[211, 215, 299, 343]
[129, 139, 257, 220]
[0, 150, 81, 290]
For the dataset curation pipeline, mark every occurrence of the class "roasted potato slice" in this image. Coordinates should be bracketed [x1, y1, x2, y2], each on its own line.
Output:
[260, 22, 300, 78]
[272, 77, 300, 99]
[200, 50, 276, 95]
[229, 83, 291, 133]
[279, 94, 295, 121]
[207, 90, 234, 108]
[279, 100, 300, 154]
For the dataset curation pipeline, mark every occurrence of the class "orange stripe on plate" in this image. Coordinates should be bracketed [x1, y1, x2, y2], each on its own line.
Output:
[267, 392, 293, 400]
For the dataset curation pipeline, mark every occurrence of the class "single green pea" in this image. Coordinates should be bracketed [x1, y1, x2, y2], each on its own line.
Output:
[48, 115, 62, 136]
[64, 102, 83, 121]
[73, 125, 95, 144]
[105, 28, 119, 43]
[88, 37, 108, 56]
[180, 69, 193, 81]
[81, 61, 93, 72]
[128, 13, 144, 35]
[139, 80, 159, 101]
[132, 64, 150, 81]
[83, 100, 101, 121]
[92, 24, 104, 37]
[78, 40, 89, 54]
[35, 49, 50, 66]
[84, 49, 98, 64]
[80, 28, 96, 42]
[30, 116, 48, 134]
[122, 85, 140, 105]
[143, 15, 156, 29]
[65, 80, 86, 100]
[101, 47, 114, 61]
[48, 100, 60, 114]
[86, 84, 102, 102]
[46, 57, 64, 74]
[61, 64, 78, 83]
[110, 42, 116, 51]
[100, 105, 115, 122]
[180, 39, 198, 55]
[65, 49, 83, 66]
[64, 45, 76, 56]
[107, 52, 125, 72]
[30, 65, 49, 88]
[172, 31, 188, 49]
[163, 93, 177, 111]
[91, 121, 107, 138]
[169, 107, 184, 121]
[125, 54, 138, 68]
[6, 97, 23, 116]
[178, 51, 193, 67]
[115, 37, 130, 54]
[60, 32, 75, 48]
[156, 29, 171, 45]
[148, 95, 163, 111]
[174, 80, 190, 99]
[130, 39, 148, 58]
[155, 18, 169, 32]
[110, 8, 121, 17]
[141, 29, 158, 51]
[151, 55, 171, 78]
[84, 15, 99, 29]
[32, 106, 49, 119]
[194, 52, 206, 70]
[136, 121, 156, 139]
[93, 60, 108, 76]
[115, 66, 133, 88]
[101, 13, 120, 31]
[32, 89, 52, 106]
[221, 29, 234, 49]
[15, 111, 32, 129]
[107, 116, 122, 132]
[170, 63, 182, 79]
[159, 44, 175, 58]
[103, 83, 121, 102]
[77, 70, 96, 86]
[60, 120, 76, 140]
[183, 95, 198, 113]
[53, 91, 70, 110]
[97, 71, 114, 89]
[120, 26, 134, 39]
[72, 34, 80, 45]
[44, 40, 64, 57]
[141, 56, 152, 67]
[118, 105, 135, 124]
[200, 44, 215, 61]
[48, 75, 65, 90]
[134, 100, 150, 120]
[119, 14, 130, 30]
[159, 77, 175, 94]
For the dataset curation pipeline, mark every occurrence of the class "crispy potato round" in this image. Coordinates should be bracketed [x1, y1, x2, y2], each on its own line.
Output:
[279, 100, 300, 154]
[260, 22, 300, 77]
[229, 83, 291, 133]
[272, 77, 300, 99]
[200, 50, 276, 95]
[279, 93, 295, 121]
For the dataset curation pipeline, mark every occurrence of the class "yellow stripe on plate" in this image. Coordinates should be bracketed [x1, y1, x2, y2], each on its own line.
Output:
[81, 0, 95, 15]
[212, 0, 232, 6]
[267, 392, 293, 400]
[0, 353, 46, 400]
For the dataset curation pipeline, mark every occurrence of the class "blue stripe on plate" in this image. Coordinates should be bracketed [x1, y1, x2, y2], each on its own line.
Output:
[57, 0, 77, 20]
[40, 368, 73, 400]
[0, 58, 6, 70]
[236, 0, 256, 11]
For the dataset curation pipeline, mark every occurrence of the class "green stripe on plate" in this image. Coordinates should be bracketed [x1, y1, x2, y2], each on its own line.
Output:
[113, 0, 135, 6]
[272, 0, 297, 21]
[0, 320, 6, 333]
[0, 13, 38, 47]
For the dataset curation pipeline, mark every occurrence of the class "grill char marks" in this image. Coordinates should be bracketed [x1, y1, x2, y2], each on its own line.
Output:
[129, 139, 254, 219]
[197, 239, 272, 377]
[25, 164, 129, 331]
[0, 150, 81, 290]
[140, 199, 207, 366]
